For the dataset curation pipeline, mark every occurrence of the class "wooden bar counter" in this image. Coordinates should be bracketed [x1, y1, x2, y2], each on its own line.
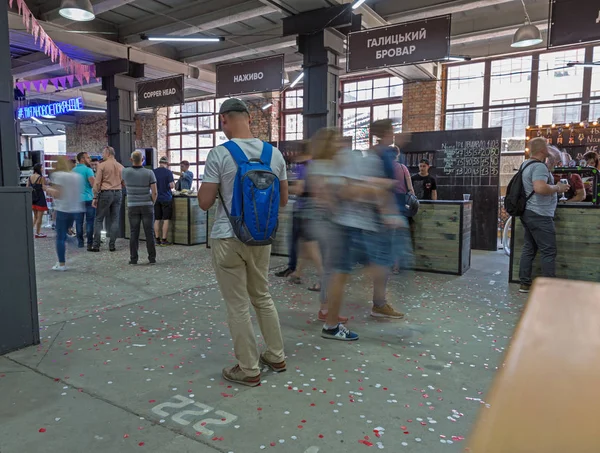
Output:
[510, 204, 600, 283]
[412, 200, 472, 275]
[125, 195, 207, 246]
[208, 199, 472, 276]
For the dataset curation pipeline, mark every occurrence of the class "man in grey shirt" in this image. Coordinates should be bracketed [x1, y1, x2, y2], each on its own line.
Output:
[519, 138, 569, 293]
[122, 150, 158, 265]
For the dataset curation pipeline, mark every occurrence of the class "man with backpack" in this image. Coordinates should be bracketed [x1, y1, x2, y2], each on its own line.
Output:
[505, 138, 569, 293]
[198, 98, 288, 387]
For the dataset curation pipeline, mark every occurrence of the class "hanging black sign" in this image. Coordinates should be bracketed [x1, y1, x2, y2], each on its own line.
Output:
[347, 15, 451, 72]
[137, 75, 184, 110]
[549, 0, 600, 47]
[216, 55, 284, 98]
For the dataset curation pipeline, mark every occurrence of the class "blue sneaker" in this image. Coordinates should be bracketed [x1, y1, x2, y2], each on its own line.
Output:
[321, 323, 359, 341]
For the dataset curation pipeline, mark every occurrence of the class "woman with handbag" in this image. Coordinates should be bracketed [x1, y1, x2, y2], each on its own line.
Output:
[28, 163, 49, 238]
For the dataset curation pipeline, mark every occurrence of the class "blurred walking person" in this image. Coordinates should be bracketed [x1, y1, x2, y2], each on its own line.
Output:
[28, 163, 48, 238]
[122, 150, 158, 265]
[306, 129, 349, 323]
[73, 152, 96, 250]
[91, 146, 124, 252]
[46, 157, 84, 271]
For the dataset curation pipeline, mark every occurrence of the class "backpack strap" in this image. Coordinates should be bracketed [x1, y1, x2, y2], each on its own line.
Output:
[260, 142, 273, 166]
[520, 160, 546, 200]
[222, 140, 249, 167]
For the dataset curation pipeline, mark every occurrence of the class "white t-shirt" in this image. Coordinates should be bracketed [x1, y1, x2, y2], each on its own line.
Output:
[203, 138, 287, 239]
[51, 171, 84, 213]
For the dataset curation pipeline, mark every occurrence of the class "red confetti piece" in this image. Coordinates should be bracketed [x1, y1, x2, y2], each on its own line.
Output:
[39, 428, 46, 433]
[270, 442, 276, 446]
[298, 425, 303, 429]
[257, 407, 262, 411]
[123, 434, 129, 438]
[148, 400, 156, 403]
[358, 439, 374, 446]
[318, 434, 324, 438]
[138, 442, 144, 446]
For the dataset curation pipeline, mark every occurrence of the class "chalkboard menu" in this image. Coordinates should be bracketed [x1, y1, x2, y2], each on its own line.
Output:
[398, 128, 502, 251]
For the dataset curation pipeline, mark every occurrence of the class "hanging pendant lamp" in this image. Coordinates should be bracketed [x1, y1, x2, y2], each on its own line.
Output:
[511, 0, 543, 48]
[59, 0, 95, 22]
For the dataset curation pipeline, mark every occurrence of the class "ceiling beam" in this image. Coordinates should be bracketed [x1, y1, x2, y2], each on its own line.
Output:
[120, 0, 274, 43]
[128, 3, 275, 47]
[452, 20, 548, 45]
[7, 11, 214, 87]
[12, 53, 62, 78]
[180, 27, 295, 65]
[381, 0, 515, 24]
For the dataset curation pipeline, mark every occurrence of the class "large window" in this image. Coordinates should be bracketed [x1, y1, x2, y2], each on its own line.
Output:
[446, 46, 600, 153]
[341, 76, 403, 150]
[446, 63, 485, 134]
[167, 99, 226, 188]
[281, 89, 303, 141]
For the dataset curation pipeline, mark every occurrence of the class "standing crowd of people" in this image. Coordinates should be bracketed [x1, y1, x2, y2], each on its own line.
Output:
[30, 147, 193, 270]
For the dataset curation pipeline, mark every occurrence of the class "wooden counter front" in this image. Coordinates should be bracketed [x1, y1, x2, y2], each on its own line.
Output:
[510, 204, 600, 283]
[412, 201, 472, 275]
[125, 196, 207, 246]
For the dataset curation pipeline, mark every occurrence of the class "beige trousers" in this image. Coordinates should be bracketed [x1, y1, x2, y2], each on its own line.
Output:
[211, 238, 285, 377]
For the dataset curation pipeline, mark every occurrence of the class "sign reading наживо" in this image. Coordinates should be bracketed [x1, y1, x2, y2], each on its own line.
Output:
[549, 0, 600, 47]
[137, 75, 184, 110]
[216, 55, 284, 98]
[347, 15, 451, 72]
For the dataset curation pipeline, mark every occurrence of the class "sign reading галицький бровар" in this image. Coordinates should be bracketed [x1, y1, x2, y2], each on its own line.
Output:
[347, 15, 451, 72]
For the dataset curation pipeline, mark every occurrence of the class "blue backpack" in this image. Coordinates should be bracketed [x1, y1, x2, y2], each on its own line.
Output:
[220, 140, 280, 246]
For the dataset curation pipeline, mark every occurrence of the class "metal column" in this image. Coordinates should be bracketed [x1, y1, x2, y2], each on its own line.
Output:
[103, 75, 135, 164]
[0, 0, 40, 354]
[298, 29, 345, 139]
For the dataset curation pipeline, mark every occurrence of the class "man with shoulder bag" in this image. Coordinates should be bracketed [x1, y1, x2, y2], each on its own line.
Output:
[504, 138, 569, 293]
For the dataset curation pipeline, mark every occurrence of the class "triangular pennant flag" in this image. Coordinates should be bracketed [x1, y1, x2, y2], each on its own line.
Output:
[16, 82, 24, 94]
[50, 78, 59, 89]
[75, 74, 84, 86]
[67, 75, 75, 87]
[96, 77, 102, 83]
[83, 72, 90, 84]
[40, 79, 49, 91]
[59, 76, 67, 89]
[23, 80, 31, 92]
[32, 80, 42, 92]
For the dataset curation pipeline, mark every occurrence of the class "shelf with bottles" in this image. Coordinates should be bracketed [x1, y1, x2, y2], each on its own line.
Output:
[402, 151, 436, 168]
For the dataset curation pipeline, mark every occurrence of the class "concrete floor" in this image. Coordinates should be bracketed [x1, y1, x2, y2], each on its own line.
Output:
[0, 232, 526, 453]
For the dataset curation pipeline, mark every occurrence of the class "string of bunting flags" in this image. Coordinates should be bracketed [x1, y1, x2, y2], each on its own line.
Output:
[15, 74, 101, 94]
[9, 0, 95, 86]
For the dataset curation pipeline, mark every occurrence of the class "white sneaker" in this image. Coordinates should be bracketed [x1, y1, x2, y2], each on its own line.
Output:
[52, 263, 67, 271]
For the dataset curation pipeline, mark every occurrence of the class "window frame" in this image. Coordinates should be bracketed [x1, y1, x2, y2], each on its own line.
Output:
[444, 44, 598, 152]
[167, 98, 222, 188]
[340, 74, 404, 149]
[280, 88, 304, 142]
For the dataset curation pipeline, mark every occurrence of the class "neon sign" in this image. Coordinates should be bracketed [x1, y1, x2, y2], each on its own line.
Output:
[17, 97, 84, 120]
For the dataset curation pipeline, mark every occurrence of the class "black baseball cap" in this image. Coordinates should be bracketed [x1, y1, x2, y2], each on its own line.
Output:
[420, 158, 430, 165]
[219, 98, 250, 115]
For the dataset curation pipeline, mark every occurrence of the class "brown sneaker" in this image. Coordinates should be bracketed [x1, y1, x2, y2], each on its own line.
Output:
[371, 303, 405, 319]
[222, 365, 261, 387]
[259, 354, 287, 373]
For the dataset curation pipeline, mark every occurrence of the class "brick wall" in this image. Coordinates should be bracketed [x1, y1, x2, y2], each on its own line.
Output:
[246, 96, 278, 142]
[402, 79, 444, 132]
[66, 110, 166, 159]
